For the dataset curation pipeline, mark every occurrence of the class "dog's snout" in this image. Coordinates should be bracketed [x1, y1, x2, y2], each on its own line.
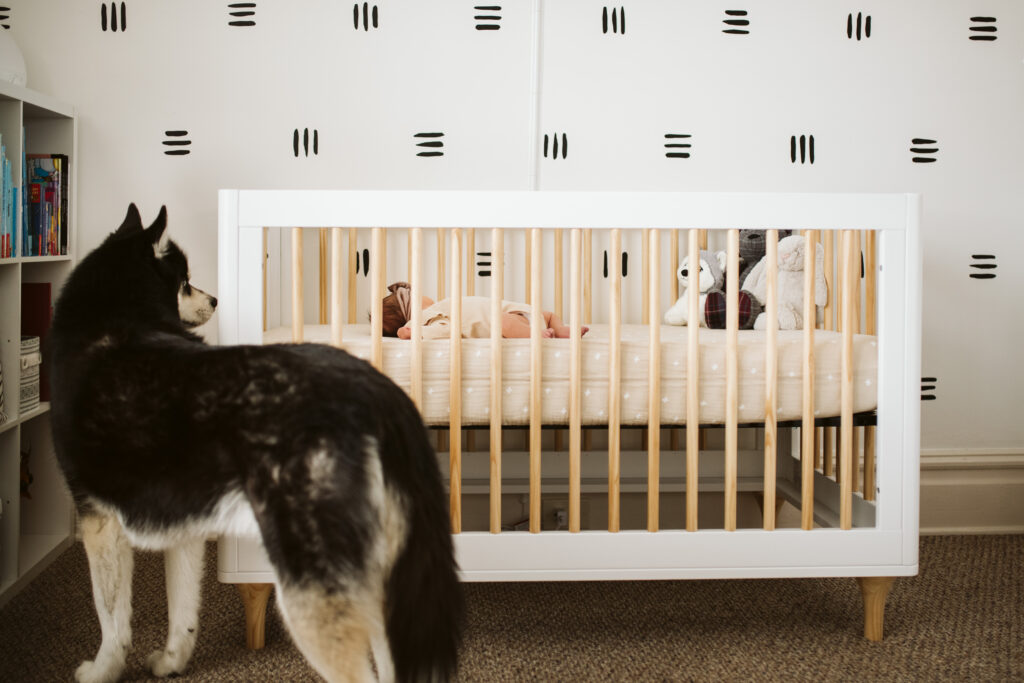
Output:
[210, 296, 218, 309]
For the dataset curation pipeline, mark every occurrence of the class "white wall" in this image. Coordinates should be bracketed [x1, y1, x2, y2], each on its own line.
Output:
[6, 1, 1023, 456]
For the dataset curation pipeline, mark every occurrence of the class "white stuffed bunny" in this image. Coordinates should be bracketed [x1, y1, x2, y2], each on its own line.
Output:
[664, 249, 727, 327]
[743, 235, 828, 330]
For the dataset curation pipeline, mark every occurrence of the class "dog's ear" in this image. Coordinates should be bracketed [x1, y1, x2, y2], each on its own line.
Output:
[144, 206, 169, 254]
[115, 203, 144, 235]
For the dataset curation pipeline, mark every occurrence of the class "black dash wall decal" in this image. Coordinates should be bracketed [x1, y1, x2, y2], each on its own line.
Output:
[227, 2, 256, 27]
[847, 12, 871, 40]
[0, 6, 10, 30]
[477, 251, 492, 277]
[475, 5, 501, 30]
[293, 128, 319, 157]
[363, 248, 370, 276]
[969, 254, 997, 279]
[602, 6, 625, 35]
[790, 134, 815, 164]
[415, 132, 444, 157]
[353, 2, 379, 30]
[910, 138, 938, 163]
[723, 10, 748, 35]
[543, 133, 568, 160]
[921, 377, 937, 401]
[664, 133, 692, 159]
[162, 130, 191, 156]
[602, 250, 628, 277]
[101, 2, 127, 32]
[969, 16, 997, 41]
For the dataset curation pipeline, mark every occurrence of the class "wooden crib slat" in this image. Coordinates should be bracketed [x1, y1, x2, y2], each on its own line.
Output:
[263, 228, 268, 332]
[554, 229, 563, 319]
[347, 228, 357, 325]
[671, 229, 680, 301]
[330, 228, 343, 346]
[466, 229, 475, 296]
[410, 228, 424, 411]
[318, 228, 328, 324]
[291, 228, 304, 342]
[370, 228, 385, 370]
[583, 229, 593, 325]
[763, 229, 779, 530]
[725, 229, 739, 532]
[686, 229, 700, 532]
[648, 229, 661, 532]
[529, 228, 543, 534]
[489, 228, 504, 533]
[525, 229, 532, 306]
[569, 229, 583, 533]
[863, 229, 877, 500]
[823, 230, 836, 479]
[840, 230, 856, 529]
[642, 228, 650, 326]
[609, 228, 623, 533]
[801, 229, 818, 530]
[449, 229, 463, 534]
[437, 228, 445, 301]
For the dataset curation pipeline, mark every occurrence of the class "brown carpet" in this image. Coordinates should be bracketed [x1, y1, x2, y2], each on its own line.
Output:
[0, 535, 1020, 682]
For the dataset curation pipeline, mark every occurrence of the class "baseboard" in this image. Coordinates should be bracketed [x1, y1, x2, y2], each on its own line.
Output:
[920, 449, 1024, 535]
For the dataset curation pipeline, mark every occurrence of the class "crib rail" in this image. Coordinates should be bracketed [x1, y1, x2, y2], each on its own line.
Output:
[219, 191, 920, 571]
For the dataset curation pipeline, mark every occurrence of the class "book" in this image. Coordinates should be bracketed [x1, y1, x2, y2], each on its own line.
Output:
[26, 154, 70, 256]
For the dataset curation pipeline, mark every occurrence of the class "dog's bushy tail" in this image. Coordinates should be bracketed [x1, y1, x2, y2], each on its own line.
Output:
[385, 427, 464, 682]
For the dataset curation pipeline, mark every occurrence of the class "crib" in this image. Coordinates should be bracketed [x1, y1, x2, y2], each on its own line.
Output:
[216, 190, 921, 649]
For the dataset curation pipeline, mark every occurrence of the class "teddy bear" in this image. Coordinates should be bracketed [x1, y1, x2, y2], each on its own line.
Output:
[703, 229, 793, 330]
[742, 234, 827, 330]
[664, 249, 726, 326]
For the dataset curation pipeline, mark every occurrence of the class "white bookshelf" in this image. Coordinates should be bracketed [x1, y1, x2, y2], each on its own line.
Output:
[0, 82, 77, 609]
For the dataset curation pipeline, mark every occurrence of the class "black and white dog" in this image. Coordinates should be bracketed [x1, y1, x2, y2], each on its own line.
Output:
[49, 205, 462, 682]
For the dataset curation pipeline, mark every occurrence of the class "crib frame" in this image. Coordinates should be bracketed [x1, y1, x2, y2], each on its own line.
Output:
[217, 190, 920, 644]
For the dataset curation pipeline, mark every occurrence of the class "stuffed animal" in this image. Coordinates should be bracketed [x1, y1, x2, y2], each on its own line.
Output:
[743, 234, 827, 330]
[664, 249, 726, 326]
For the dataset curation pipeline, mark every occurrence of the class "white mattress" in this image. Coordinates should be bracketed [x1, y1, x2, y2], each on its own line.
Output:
[265, 324, 877, 426]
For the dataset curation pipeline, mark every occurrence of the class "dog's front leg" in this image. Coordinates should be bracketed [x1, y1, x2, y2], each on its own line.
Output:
[146, 539, 205, 677]
[77, 513, 134, 683]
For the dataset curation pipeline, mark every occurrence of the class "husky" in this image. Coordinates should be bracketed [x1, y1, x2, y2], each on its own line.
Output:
[49, 205, 462, 683]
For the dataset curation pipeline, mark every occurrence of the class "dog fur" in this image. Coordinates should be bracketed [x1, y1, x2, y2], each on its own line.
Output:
[49, 205, 462, 682]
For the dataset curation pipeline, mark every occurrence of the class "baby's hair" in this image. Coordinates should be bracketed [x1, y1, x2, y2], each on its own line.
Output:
[379, 282, 411, 337]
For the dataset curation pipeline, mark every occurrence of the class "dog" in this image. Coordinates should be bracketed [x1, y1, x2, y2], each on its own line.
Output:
[48, 205, 462, 683]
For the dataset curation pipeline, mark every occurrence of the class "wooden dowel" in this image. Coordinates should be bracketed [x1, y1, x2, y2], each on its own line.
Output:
[608, 228, 622, 533]
[840, 231, 856, 529]
[801, 229, 818, 530]
[823, 230, 835, 331]
[763, 229, 779, 530]
[525, 229, 532, 305]
[569, 229, 582, 533]
[330, 228, 343, 346]
[466, 228, 475, 296]
[449, 229, 463, 534]
[685, 229, 700, 532]
[529, 228, 543, 533]
[348, 228, 358, 325]
[642, 228, 650, 325]
[489, 228, 504, 533]
[584, 229, 593, 325]
[864, 426, 876, 501]
[318, 228, 328, 324]
[866, 230, 878, 335]
[437, 228, 445, 301]
[409, 228, 423, 410]
[671, 229, 680, 301]
[370, 228, 385, 370]
[648, 229, 661, 532]
[725, 229, 739, 532]
[291, 228, 304, 342]
[262, 228, 268, 332]
[554, 229, 563, 319]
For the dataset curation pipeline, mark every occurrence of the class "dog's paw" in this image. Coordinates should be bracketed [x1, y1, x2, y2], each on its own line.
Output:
[147, 649, 190, 678]
[75, 659, 123, 683]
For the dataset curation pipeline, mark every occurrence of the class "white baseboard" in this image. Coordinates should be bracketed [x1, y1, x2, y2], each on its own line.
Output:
[920, 449, 1024, 535]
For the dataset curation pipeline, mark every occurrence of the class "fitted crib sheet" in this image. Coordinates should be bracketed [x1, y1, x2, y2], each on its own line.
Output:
[265, 324, 877, 426]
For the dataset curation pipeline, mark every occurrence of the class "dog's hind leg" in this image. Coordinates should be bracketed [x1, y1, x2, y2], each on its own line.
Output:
[146, 538, 205, 677]
[276, 582, 378, 683]
[76, 512, 134, 683]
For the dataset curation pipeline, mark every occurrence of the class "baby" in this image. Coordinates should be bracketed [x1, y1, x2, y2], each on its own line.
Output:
[380, 282, 588, 340]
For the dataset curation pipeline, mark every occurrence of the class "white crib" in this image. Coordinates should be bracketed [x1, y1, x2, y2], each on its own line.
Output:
[216, 190, 921, 648]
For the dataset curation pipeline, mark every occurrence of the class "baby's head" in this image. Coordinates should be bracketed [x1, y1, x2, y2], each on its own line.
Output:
[381, 282, 411, 337]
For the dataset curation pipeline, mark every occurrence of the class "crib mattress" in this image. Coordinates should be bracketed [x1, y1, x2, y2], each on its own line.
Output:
[264, 324, 877, 426]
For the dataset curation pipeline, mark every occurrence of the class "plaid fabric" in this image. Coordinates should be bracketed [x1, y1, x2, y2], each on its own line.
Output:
[704, 290, 759, 329]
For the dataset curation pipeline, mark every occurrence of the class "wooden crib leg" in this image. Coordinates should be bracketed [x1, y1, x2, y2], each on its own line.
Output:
[237, 583, 273, 650]
[856, 576, 896, 642]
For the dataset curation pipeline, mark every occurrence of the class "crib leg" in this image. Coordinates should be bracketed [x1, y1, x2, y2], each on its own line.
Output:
[856, 576, 896, 642]
[237, 583, 273, 650]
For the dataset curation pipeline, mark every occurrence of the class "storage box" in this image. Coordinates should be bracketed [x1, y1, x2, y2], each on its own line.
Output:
[19, 336, 40, 414]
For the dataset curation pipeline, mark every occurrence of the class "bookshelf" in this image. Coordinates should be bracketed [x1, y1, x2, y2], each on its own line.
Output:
[0, 82, 76, 609]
